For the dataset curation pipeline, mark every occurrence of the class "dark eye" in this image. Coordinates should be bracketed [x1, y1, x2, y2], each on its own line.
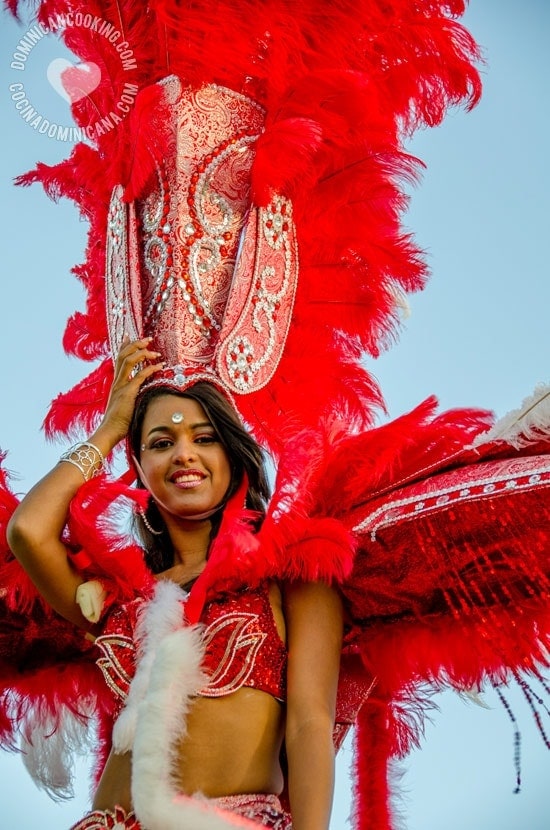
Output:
[195, 434, 217, 444]
[151, 438, 173, 450]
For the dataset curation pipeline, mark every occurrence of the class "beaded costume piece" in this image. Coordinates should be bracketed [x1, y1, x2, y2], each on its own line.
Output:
[70, 806, 140, 830]
[106, 78, 299, 399]
[95, 583, 286, 713]
[70, 794, 291, 830]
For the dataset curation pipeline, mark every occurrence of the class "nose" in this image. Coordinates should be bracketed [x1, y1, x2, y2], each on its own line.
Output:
[171, 436, 197, 465]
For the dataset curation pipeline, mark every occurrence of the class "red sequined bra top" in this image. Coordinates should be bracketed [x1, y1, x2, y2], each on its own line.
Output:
[94, 583, 287, 716]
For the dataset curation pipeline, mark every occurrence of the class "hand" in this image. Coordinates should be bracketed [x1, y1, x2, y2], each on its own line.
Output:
[96, 337, 164, 447]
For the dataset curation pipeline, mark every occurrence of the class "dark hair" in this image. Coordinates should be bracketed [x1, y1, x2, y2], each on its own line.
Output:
[128, 383, 271, 573]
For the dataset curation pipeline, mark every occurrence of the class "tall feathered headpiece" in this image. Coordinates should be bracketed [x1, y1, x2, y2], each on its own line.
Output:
[9, 0, 482, 456]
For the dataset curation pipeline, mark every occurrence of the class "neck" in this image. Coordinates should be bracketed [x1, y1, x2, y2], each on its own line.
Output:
[155, 519, 212, 588]
[166, 518, 212, 563]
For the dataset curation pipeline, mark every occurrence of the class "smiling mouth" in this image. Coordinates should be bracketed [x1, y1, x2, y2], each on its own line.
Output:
[170, 471, 206, 489]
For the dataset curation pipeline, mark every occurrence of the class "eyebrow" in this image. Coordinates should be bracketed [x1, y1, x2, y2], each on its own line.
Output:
[145, 421, 214, 438]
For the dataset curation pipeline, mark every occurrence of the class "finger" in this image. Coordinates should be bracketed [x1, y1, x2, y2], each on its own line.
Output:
[118, 336, 150, 355]
[116, 336, 154, 364]
[118, 348, 162, 381]
[123, 346, 162, 368]
[126, 360, 165, 385]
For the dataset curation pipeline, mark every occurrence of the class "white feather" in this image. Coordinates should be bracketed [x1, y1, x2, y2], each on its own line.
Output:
[131, 614, 259, 827]
[112, 580, 264, 827]
[113, 580, 187, 752]
[20, 702, 96, 801]
[455, 687, 491, 710]
[472, 382, 550, 450]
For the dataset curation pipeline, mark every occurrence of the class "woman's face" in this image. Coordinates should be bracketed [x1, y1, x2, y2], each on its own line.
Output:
[138, 394, 232, 522]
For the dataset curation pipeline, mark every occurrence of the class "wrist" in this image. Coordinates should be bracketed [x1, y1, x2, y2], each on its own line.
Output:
[59, 422, 128, 483]
[88, 422, 125, 457]
[59, 441, 106, 482]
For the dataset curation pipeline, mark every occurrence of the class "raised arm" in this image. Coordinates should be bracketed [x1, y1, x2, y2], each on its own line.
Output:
[7, 339, 162, 629]
[284, 580, 344, 830]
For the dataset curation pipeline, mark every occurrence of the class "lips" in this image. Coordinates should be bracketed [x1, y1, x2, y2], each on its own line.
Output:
[169, 469, 206, 489]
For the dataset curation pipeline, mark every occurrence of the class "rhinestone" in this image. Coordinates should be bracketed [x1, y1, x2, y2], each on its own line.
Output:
[162, 223, 171, 233]
[174, 373, 185, 385]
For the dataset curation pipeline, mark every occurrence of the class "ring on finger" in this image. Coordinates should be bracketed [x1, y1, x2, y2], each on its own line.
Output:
[128, 362, 143, 381]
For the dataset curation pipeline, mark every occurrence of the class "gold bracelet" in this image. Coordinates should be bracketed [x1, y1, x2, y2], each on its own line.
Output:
[59, 441, 105, 482]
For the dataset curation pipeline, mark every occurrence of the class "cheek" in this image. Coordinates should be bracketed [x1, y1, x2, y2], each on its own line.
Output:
[218, 454, 232, 491]
[138, 455, 163, 488]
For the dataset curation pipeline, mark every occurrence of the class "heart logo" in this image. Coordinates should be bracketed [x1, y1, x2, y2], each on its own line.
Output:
[47, 58, 101, 103]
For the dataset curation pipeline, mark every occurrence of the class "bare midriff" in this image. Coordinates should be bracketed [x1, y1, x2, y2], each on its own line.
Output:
[92, 690, 285, 811]
[92, 583, 287, 812]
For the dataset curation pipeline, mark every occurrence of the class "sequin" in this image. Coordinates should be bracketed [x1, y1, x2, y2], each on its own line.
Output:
[95, 584, 287, 717]
[356, 457, 550, 539]
[199, 588, 286, 700]
[69, 806, 139, 829]
[70, 795, 292, 829]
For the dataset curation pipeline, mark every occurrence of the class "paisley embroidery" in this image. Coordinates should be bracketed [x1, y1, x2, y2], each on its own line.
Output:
[95, 632, 136, 702]
[70, 805, 140, 829]
[199, 611, 267, 697]
[95, 587, 287, 707]
[104, 78, 299, 397]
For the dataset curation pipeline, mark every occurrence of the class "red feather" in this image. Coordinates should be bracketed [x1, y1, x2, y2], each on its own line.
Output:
[8, 0, 483, 446]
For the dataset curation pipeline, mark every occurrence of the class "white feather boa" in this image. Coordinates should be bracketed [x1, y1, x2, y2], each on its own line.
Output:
[113, 580, 263, 829]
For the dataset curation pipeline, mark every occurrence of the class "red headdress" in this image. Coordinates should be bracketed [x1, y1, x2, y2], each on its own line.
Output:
[105, 77, 299, 409]
[9, 0, 483, 456]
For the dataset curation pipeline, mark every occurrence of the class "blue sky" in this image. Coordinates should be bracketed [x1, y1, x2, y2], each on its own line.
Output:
[1, 2, 549, 828]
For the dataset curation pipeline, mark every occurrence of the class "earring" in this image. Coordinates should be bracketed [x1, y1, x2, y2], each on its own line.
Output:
[139, 506, 163, 536]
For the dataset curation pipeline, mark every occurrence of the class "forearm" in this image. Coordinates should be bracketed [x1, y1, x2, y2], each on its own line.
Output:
[286, 715, 336, 830]
[8, 425, 118, 547]
[7, 425, 120, 626]
[7, 339, 162, 627]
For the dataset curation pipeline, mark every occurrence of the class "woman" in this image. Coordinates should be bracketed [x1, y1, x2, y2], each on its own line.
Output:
[7, 337, 344, 830]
